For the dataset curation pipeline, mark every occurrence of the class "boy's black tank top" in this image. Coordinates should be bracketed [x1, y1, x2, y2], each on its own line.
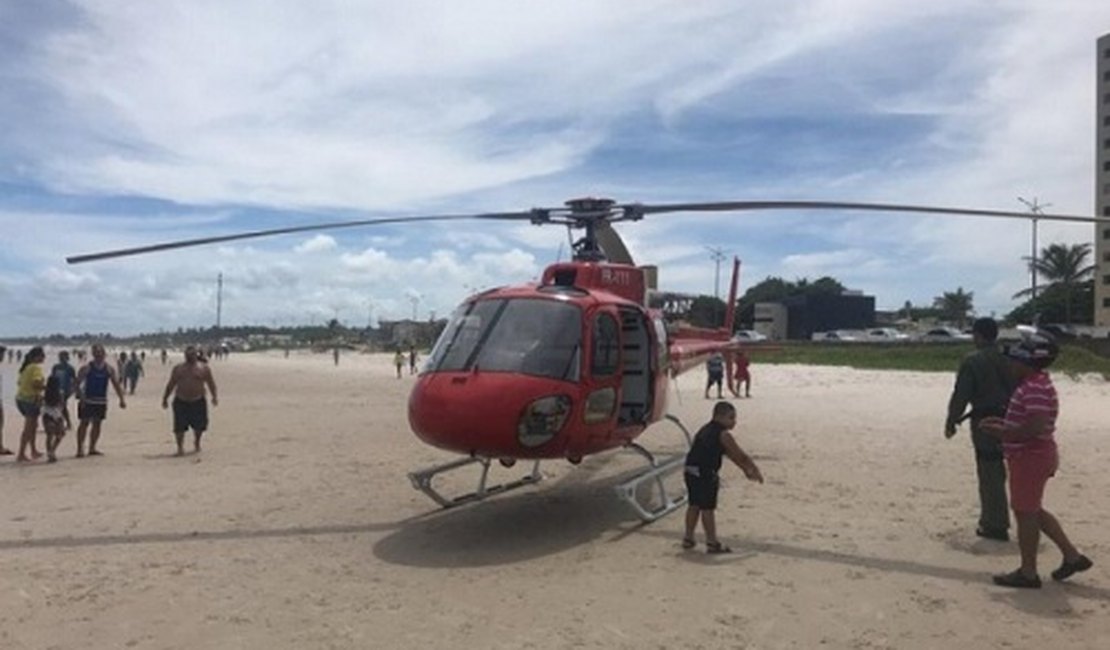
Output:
[685, 421, 725, 475]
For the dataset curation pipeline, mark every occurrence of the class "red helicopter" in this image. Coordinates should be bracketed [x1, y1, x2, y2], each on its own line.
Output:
[67, 197, 1107, 520]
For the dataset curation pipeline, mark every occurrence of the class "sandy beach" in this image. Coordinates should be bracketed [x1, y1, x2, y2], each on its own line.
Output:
[1, 351, 1108, 649]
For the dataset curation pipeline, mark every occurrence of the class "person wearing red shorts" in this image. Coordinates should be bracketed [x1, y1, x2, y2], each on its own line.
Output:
[981, 331, 1092, 589]
[732, 350, 751, 398]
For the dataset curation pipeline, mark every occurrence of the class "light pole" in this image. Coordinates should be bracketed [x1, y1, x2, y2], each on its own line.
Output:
[706, 246, 728, 326]
[1017, 196, 1050, 300]
[215, 272, 223, 329]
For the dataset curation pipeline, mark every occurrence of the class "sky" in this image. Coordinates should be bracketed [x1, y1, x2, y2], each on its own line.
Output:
[2, 0, 1109, 336]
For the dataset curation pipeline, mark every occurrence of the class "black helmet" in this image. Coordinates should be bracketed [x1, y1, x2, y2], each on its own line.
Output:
[1004, 329, 1059, 369]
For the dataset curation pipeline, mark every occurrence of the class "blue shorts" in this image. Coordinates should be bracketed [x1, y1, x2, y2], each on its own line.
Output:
[16, 399, 40, 418]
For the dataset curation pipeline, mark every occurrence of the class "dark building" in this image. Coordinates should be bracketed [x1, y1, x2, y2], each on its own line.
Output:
[782, 293, 875, 340]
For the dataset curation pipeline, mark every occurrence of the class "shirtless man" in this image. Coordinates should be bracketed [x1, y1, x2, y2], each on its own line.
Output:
[162, 346, 219, 456]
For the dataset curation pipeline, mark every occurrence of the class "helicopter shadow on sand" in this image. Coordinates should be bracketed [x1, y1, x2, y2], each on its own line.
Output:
[371, 448, 675, 569]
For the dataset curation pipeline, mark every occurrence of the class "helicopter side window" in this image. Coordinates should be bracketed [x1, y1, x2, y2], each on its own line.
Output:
[592, 313, 620, 377]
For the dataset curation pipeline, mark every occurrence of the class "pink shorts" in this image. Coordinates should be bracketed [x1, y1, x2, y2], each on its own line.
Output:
[1006, 449, 1058, 513]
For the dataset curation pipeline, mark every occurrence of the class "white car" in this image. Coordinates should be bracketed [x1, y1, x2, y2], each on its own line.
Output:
[867, 328, 909, 341]
[732, 329, 768, 342]
[920, 327, 972, 343]
[812, 330, 860, 342]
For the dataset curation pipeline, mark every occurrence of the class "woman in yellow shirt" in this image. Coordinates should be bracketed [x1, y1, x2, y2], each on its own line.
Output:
[15, 346, 46, 462]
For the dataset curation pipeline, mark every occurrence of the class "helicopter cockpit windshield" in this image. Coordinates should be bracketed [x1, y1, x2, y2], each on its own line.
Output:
[426, 298, 582, 381]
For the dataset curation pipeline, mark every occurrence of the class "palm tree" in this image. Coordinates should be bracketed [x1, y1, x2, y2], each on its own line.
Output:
[933, 288, 974, 329]
[1013, 243, 1096, 325]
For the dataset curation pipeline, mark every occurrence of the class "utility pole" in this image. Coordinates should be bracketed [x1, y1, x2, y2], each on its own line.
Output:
[706, 246, 728, 300]
[215, 272, 223, 329]
[707, 246, 728, 326]
[409, 294, 420, 321]
[1017, 197, 1050, 300]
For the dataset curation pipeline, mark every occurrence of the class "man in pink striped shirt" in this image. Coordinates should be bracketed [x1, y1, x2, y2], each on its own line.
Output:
[981, 331, 1092, 589]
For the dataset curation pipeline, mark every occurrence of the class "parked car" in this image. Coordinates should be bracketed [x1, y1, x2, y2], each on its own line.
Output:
[732, 329, 768, 342]
[812, 330, 860, 342]
[867, 328, 909, 341]
[1039, 324, 1078, 340]
[919, 327, 972, 343]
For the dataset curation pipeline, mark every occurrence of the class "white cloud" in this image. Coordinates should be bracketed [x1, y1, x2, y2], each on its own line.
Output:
[294, 234, 337, 253]
[3, 1, 1110, 334]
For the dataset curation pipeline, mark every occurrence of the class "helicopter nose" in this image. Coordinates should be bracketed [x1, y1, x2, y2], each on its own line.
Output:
[408, 372, 575, 458]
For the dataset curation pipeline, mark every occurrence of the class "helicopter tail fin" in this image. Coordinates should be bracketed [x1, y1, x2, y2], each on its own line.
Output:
[722, 257, 740, 335]
[723, 257, 740, 395]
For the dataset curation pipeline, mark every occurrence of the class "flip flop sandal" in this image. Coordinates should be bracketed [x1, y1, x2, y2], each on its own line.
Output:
[1051, 555, 1093, 581]
[681, 538, 696, 550]
[992, 569, 1041, 589]
[706, 542, 733, 554]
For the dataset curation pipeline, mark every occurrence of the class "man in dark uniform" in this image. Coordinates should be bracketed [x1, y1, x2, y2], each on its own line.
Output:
[682, 401, 764, 553]
[945, 317, 1015, 541]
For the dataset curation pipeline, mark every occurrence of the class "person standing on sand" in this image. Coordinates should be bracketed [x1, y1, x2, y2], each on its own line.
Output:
[944, 317, 1014, 542]
[50, 350, 78, 430]
[75, 344, 127, 457]
[124, 351, 144, 394]
[0, 344, 11, 455]
[408, 346, 418, 375]
[980, 331, 1092, 588]
[42, 375, 66, 463]
[162, 345, 219, 456]
[704, 352, 725, 399]
[732, 350, 752, 398]
[681, 401, 763, 553]
[15, 346, 47, 462]
[394, 349, 404, 378]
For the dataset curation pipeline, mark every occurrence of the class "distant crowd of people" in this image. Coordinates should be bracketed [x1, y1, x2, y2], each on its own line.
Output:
[0, 343, 219, 463]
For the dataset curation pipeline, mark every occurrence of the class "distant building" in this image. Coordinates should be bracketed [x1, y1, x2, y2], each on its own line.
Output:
[1097, 32, 1110, 327]
[647, 290, 697, 318]
[770, 292, 876, 340]
[753, 303, 787, 340]
[375, 319, 447, 349]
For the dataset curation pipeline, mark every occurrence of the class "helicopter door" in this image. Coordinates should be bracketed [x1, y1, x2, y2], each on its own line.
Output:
[617, 307, 652, 425]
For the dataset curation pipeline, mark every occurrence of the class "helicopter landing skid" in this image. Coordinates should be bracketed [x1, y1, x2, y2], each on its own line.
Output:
[614, 445, 687, 522]
[614, 415, 695, 522]
[408, 456, 543, 509]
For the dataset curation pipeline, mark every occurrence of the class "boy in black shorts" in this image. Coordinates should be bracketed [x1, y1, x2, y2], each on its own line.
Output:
[682, 401, 764, 553]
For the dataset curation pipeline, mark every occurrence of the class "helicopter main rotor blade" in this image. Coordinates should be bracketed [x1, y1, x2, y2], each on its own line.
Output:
[631, 200, 1107, 223]
[65, 211, 534, 264]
